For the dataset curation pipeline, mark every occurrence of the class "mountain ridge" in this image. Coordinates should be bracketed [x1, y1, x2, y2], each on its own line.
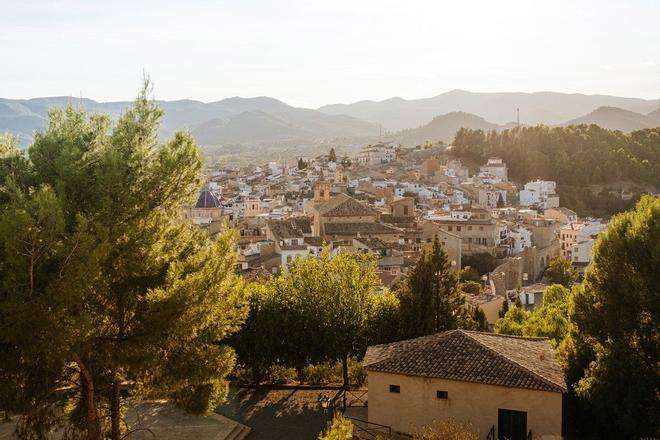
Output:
[3, 91, 660, 149]
[319, 90, 660, 130]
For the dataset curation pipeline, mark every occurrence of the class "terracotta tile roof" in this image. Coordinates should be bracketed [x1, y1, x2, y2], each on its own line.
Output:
[317, 193, 378, 217]
[324, 222, 401, 236]
[364, 330, 566, 393]
[267, 217, 312, 239]
[303, 236, 325, 246]
[381, 214, 416, 225]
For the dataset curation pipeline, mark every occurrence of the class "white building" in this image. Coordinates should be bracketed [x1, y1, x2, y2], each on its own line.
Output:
[356, 144, 393, 166]
[509, 225, 532, 255]
[478, 186, 507, 208]
[520, 180, 559, 209]
[479, 157, 508, 181]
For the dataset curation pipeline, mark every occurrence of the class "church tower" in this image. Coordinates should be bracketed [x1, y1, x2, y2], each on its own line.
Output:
[314, 173, 331, 204]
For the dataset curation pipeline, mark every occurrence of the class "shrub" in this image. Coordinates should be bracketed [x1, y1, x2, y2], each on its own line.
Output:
[319, 414, 353, 440]
[267, 364, 297, 384]
[348, 358, 368, 387]
[302, 362, 341, 385]
[413, 418, 479, 440]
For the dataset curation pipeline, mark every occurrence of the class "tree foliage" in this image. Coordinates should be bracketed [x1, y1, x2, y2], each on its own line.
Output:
[396, 235, 467, 338]
[233, 247, 383, 386]
[461, 253, 497, 276]
[328, 147, 337, 162]
[0, 85, 247, 439]
[561, 195, 659, 439]
[545, 256, 578, 287]
[495, 284, 570, 348]
[451, 125, 659, 216]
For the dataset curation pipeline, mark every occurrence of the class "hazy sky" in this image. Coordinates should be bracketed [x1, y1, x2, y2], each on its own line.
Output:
[2, 0, 659, 107]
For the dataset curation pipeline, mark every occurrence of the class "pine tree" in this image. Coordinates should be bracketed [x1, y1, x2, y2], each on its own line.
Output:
[545, 256, 578, 287]
[496, 193, 505, 208]
[562, 195, 659, 439]
[0, 83, 248, 439]
[397, 235, 464, 338]
[328, 147, 337, 162]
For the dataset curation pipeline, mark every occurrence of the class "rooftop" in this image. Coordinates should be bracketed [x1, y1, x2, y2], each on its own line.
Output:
[324, 222, 401, 236]
[364, 329, 566, 393]
[317, 193, 378, 217]
[267, 217, 312, 239]
[195, 190, 220, 209]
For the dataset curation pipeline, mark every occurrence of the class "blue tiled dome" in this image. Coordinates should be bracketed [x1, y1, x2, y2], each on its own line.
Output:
[195, 190, 220, 208]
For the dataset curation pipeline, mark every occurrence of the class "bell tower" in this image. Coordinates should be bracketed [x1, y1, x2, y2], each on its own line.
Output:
[314, 174, 331, 204]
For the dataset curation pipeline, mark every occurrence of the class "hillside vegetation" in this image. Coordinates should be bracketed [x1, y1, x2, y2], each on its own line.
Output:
[451, 125, 660, 216]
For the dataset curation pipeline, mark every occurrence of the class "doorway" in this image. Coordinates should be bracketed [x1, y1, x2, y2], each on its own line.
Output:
[498, 408, 527, 440]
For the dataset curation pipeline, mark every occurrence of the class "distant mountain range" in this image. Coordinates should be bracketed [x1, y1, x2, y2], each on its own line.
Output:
[561, 106, 660, 132]
[319, 89, 660, 130]
[0, 96, 379, 148]
[386, 112, 498, 145]
[384, 105, 660, 145]
[2, 90, 659, 149]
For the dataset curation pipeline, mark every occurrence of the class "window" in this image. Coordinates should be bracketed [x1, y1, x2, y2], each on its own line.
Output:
[403, 206, 409, 215]
[456, 226, 461, 232]
[468, 226, 472, 231]
[389, 384, 400, 393]
[447, 226, 453, 231]
[479, 226, 484, 231]
[436, 390, 448, 399]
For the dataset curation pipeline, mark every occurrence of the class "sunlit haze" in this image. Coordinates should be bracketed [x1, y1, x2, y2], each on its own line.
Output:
[2, 0, 660, 106]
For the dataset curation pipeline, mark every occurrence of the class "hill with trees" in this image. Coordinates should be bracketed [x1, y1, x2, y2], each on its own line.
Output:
[562, 106, 660, 132]
[387, 111, 498, 145]
[451, 125, 660, 216]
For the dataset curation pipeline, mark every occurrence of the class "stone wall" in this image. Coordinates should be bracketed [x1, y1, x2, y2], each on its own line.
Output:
[488, 242, 560, 295]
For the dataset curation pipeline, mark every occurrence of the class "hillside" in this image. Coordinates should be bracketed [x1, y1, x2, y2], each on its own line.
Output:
[319, 90, 660, 130]
[386, 111, 498, 145]
[0, 96, 378, 148]
[647, 108, 660, 123]
[4, 91, 660, 150]
[563, 106, 660, 132]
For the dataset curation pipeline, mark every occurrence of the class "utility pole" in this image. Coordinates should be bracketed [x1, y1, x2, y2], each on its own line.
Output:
[516, 108, 520, 128]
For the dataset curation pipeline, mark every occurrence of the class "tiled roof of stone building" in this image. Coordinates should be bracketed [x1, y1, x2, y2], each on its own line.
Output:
[324, 222, 400, 236]
[317, 193, 378, 217]
[267, 217, 312, 239]
[364, 330, 566, 393]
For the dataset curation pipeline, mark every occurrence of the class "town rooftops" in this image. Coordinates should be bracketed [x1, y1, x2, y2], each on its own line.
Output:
[546, 207, 577, 216]
[364, 329, 566, 393]
[317, 193, 378, 217]
[354, 236, 394, 250]
[267, 217, 312, 239]
[324, 222, 401, 236]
